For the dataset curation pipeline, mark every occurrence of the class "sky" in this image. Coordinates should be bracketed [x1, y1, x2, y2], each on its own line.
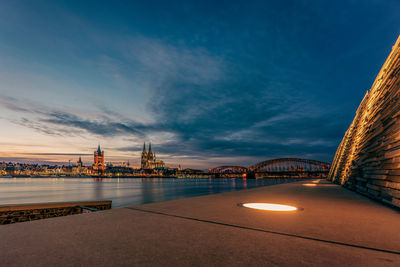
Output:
[0, 0, 399, 169]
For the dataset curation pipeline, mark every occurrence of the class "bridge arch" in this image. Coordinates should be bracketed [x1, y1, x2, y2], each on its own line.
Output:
[209, 166, 248, 173]
[249, 158, 330, 172]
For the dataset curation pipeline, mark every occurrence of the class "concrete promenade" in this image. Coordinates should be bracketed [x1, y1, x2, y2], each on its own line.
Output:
[0, 180, 399, 266]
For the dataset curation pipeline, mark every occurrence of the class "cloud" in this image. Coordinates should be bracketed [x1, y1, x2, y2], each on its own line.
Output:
[0, 97, 149, 138]
[105, 38, 344, 163]
[0, 35, 347, 166]
[114, 36, 226, 85]
[40, 111, 145, 137]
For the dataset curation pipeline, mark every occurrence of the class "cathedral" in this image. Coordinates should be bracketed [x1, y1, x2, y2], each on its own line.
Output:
[141, 143, 165, 169]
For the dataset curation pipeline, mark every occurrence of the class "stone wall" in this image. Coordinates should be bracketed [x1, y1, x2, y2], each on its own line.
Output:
[0, 201, 112, 225]
[329, 35, 400, 208]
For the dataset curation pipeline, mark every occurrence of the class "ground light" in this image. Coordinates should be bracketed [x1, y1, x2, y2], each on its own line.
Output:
[302, 183, 317, 187]
[239, 203, 298, 211]
[302, 183, 336, 187]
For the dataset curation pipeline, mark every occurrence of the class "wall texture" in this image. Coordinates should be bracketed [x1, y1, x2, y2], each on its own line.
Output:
[329, 35, 400, 208]
[0, 201, 112, 225]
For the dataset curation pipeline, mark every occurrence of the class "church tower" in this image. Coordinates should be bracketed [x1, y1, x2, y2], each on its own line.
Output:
[141, 143, 148, 169]
[147, 143, 154, 161]
[93, 145, 105, 173]
[77, 156, 83, 167]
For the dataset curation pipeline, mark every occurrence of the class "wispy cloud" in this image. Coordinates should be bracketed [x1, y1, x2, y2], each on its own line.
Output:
[128, 36, 225, 84]
[0, 97, 148, 138]
[0, 35, 346, 165]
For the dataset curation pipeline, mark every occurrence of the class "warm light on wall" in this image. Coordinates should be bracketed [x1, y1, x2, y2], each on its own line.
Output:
[302, 183, 317, 187]
[240, 203, 297, 211]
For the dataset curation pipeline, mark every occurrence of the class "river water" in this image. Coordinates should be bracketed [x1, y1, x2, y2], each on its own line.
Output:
[0, 177, 298, 208]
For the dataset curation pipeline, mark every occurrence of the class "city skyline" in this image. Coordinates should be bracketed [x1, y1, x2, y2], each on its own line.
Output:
[0, 143, 165, 169]
[1, 1, 400, 168]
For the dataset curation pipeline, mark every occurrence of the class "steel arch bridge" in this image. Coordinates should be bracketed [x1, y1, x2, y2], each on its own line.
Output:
[249, 158, 330, 172]
[209, 166, 248, 173]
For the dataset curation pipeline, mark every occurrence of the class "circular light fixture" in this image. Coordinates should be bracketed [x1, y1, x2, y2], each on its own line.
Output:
[239, 203, 297, 211]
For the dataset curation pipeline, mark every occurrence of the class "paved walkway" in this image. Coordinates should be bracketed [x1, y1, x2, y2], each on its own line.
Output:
[0, 179, 399, 266]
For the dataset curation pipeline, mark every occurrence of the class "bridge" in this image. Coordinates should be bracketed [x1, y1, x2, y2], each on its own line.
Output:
[249, 158, 330, 172]
[210, 158, 330, 178]
[209, 166, 247, 173]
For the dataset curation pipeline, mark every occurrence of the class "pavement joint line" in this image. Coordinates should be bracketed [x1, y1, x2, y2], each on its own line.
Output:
[125, 207, 400, 256]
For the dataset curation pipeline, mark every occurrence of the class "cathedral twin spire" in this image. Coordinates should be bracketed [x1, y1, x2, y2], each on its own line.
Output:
[142, 142, 153, 156]
[141, 142, 161, 169]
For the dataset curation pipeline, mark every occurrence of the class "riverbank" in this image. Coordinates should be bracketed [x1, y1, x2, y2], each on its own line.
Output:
[0, 201, 112, 225]
[0, 179, 398, 266]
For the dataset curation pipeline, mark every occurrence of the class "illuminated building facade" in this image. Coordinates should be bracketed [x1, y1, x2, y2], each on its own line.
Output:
[141, 143, 165, 169]
[328, 35, 400, 208]
[93, 145, 106, 173]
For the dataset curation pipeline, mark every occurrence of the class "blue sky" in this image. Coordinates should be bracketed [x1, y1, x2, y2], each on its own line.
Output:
[0, 0, 399, 168]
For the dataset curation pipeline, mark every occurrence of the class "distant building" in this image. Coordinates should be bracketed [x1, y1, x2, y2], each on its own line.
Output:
[74, 156, 85, 175]
[77, 157, 83, 167]
[141, 143, 165, 169]
[93, 145, 106, 173]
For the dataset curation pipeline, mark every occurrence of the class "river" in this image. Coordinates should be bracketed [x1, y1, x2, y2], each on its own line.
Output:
[0, 177, 299, 208]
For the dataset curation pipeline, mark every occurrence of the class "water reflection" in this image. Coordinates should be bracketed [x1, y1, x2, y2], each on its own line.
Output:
[0, 177, 300, 208]
[93, 178, 105, 200]
[141, 178, 157, 203]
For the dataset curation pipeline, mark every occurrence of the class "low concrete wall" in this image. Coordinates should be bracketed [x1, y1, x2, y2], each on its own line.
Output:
[0, 201, 112, 225]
